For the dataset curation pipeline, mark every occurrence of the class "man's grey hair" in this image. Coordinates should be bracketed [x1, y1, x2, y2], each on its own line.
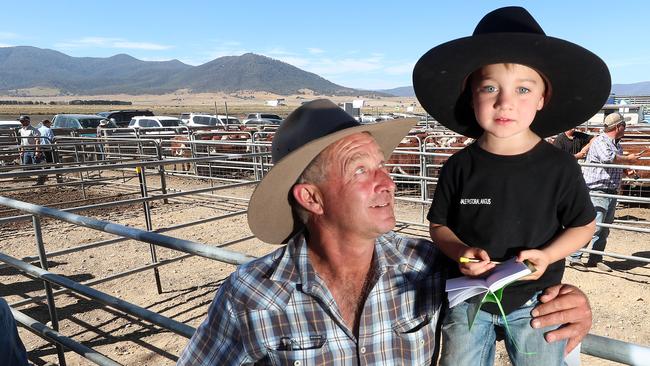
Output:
[290, 151, 328, 225]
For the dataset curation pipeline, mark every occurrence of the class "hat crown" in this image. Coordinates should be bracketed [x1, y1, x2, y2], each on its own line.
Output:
[604, 112, 629, 127]
[473, 6, 545, 36]
[271, 99, 359, 163]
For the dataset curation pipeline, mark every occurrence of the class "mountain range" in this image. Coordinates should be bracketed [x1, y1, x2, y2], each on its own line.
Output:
[0, 46, 373, 96]
[2, 46, 649, 97]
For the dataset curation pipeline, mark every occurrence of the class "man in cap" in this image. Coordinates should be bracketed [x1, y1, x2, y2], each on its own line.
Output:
[569, 112, 643, 271]
[178, 99, 594, 365]
[17, 115, 45, 183]
[37, 119, 55, 162]
[96, 119, 110, 161]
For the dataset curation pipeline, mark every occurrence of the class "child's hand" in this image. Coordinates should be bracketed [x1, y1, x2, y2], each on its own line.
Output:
[458, 247, 496, 277]
[517, 249, 550, 280]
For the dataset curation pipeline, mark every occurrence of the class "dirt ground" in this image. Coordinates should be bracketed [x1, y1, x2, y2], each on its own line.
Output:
[0, 172, 648, 365]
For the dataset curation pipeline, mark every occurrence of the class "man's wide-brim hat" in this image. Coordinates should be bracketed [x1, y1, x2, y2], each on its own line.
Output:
[247, 99, 417, 244]
[412, 6, 611, 138]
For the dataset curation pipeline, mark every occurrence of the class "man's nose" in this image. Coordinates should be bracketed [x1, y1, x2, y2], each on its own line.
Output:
[375, 169, 396, 192]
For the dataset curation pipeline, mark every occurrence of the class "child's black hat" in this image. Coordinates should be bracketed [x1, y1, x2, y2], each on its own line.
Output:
[412, 6, 611, 138]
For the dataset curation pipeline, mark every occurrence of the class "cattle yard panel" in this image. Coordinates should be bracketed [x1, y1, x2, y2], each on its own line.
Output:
[1, 125, 649, 364]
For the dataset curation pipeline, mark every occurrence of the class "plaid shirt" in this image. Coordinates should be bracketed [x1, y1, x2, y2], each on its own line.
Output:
[582, 134, 624, 192]
[177, 231, 445, 366]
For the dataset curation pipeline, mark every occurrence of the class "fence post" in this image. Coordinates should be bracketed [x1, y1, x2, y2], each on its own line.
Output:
[33, 215, 67, 366]
[155, 142, 169, 204]
[136, 166, 163, 294]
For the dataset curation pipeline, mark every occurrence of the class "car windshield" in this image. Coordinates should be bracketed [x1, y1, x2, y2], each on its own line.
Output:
[160, 119, 181, 127]
[224, 118, 239, 125]
[261, 114, 281, 120]
[79, 118, 103, 128]
[97, 112, 110, 117]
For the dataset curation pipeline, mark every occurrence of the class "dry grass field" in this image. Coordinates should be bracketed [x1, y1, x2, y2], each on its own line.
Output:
[0, 90, 422, 120]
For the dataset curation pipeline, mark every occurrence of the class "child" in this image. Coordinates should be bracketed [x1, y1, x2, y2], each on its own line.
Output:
[412, 7, 611, 366]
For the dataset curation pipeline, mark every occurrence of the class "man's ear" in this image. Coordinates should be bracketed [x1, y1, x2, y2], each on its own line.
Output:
[292, 183, 323, 215]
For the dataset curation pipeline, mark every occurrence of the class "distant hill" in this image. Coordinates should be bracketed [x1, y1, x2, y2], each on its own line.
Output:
[0, 46, 375, 96]
[166, 53, 359, 95]
[611, 82, 650, 96]
[379, 86, 415, 97]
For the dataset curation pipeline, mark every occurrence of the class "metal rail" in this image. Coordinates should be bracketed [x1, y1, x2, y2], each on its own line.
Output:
[10, 307, 122, 366]
[0, 196, 255, 265]
[0, 252, 196, 338]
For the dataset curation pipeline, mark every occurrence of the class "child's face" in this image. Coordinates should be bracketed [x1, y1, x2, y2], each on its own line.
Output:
[470, 63, 546, 139]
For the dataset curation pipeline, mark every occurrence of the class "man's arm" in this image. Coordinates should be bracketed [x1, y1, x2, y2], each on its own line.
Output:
[613, 152, 641, 164]
[530, 284, 592, 355]
[177, 282, 250, 365]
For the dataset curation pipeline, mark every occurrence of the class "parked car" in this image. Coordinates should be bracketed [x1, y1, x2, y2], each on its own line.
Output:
[180, 113, 191, 125]
[52, 114, 109, 129]
[185, 113, 241, 128]
[0, 121, 21, 130]
[242, 113, 283, 125]
[96, 110, 154, 128]
[128, 116, 183, 128]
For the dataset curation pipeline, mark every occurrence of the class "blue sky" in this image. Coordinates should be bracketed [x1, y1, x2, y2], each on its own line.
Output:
[2, 0, 649, 90]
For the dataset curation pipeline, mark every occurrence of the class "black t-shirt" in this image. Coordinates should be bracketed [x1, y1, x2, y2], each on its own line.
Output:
[552, 131, 593, 155]
[428, 141, 595, 314]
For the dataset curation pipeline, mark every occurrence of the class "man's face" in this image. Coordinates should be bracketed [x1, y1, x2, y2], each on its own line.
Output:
[314, 133, 396, 240]
[471, 63, 546, 140]
[615, 122, 626, 139]
[19, 119, 30, 127]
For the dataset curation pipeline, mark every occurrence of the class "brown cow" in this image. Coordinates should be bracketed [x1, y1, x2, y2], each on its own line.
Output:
[169, 136, 192, 172]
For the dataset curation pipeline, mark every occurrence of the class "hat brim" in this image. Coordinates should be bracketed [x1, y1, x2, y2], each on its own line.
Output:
[413, 33, 611, 138]
[248, 117, 418, 244]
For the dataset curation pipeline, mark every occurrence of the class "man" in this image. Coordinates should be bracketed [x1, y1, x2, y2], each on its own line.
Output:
[96, 119, 110, 161]
[37, 119, 59, 184]
[37, 119, 55, 162]
[18, 115, 44, 185]
[178, 100, 593, 365]
[570, 112, 642, 271]
[18, 115, 41, 164]
[553, 128, 594, 159]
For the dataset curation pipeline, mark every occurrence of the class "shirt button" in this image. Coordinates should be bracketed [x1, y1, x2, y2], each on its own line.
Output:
[360, 347, 366, 354]
[294, 361, 301, 366]
[419, 339, 425, 345]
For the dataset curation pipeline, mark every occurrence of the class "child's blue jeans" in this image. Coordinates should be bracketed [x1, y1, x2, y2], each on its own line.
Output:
[439, 291, 566, 366]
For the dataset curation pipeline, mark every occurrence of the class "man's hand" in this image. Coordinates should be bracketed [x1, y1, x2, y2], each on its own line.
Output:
[531, 284, 592, 355]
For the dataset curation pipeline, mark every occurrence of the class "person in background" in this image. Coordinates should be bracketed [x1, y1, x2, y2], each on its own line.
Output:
[96, 119, 110, 161]
[569, 112, 643, 271]
[553, 128, 594, 159]
[37, 119, 55, 163]
[18, 115, 44, 185]
[37, 118, 61, 184]
[0, 297, 29, 366]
